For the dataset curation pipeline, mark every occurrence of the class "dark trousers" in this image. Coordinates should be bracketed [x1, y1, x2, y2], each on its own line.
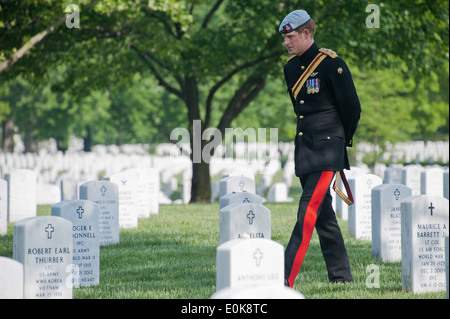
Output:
[285, 171, 353, 287]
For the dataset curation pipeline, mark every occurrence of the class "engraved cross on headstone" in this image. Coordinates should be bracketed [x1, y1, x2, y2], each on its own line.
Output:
[77, 206, 84, 219]
[100, 185, 107, 196]
[394, 189, 400, 200]
[247, 211, 255, 225]
[239, 181, 245, 192]
[45, 224, 55, 239]
[253, 249, 263, 267]
[428, 202, 435, 216]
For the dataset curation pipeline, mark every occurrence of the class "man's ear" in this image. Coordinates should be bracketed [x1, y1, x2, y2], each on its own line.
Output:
[302, 29, 310, 39]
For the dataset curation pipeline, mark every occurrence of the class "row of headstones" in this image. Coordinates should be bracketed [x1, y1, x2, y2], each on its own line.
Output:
[337, 166, 448, 221]
[0, 168, 160, 235]
[0, 167, 162, 298]
[334, 169, 449, 295]
[1, 200, 101, 298]
[211, 168, 304, 299]
[382, 165, 449, 197]
[216, 167, 449, 296]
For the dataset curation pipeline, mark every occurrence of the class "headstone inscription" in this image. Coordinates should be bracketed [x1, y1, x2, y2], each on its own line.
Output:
[0, 256, 23, 299]
[80, 180, 119, 245]
[216, 238, 284, 291]
[348, 174, 382, 240]
[51, 200, 100, 287]
[371, 184, 412, 262]
[219, 203, 271, 245]
[13, 216, 73, 299]
[5, 169, 37, 223]
[104, 169, 138, 228]
[401, 195, 449, 293]
[0, 178, 7, 235]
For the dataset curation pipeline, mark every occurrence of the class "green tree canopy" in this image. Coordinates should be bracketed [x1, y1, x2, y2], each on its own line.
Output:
[1, 0, 448, 201]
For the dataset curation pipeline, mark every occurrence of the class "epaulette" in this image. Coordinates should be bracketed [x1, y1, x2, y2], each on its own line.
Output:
[319, 48, 338, 58]
[286, 55, 296, 63]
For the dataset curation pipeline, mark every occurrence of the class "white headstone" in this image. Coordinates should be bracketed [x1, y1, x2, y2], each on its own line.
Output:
[216, 239, 284, 291]
[401, 195, 449, 293]
[446, 235, 449, 299]
[79, 180, 120, 245]
[0, 256, 23, 299]
[221, 167, 255, 180]
[131, 168, 159, 217]
[267, 183, 289, 202]
[51, 200, 100, 287]
[219, 176, 255, 198]
[104, 169, 139, 228]
[371, 184, 412, 262]
[336, 167, 366, 220]
[0, 178, 7, 235]
[60, 178, 78, 201]
[148, 168, 160, 215]
[384, 166, 403, 184]
[5, 169, 37, 223]
[348, 174, 382, 240]
[36, 183, 61, 205]
[401, 165, 423, 196]
[420, 167, 444, 196]
[219, 203, 271, 244]
[219, 192, 264, 210]
[182, 170, 191, 204]
[210, 286, 304, 299]
[13, 216, 73, 299]
[444, 170, 449, 200]
[133, 168, 151, 218]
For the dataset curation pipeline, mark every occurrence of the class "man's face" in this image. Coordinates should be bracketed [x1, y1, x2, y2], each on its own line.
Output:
[282, 30, 309, 56]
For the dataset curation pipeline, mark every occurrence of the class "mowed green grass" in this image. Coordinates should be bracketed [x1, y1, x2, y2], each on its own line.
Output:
[0, 202, 446, 299]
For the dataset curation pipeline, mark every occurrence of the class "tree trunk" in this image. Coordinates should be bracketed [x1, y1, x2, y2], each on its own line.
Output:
[191, 155, 211, 203]
[24, 130, 38, 153]
[1, 118, 15, 152]
[83, 125, 92, 152]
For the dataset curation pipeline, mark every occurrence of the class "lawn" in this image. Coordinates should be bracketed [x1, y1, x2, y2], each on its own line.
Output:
[0, 202, 446, 299]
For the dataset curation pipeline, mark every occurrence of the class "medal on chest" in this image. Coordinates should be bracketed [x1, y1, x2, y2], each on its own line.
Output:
[306, 78, 320, 94]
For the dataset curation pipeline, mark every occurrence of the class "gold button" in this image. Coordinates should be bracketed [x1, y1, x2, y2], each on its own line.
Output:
[327, 136, 331, 140]
[299, 115, 304, 119]
[298, 132, 303, 136]
[300, 100, 304, 104]
[301, 66, 305, 70]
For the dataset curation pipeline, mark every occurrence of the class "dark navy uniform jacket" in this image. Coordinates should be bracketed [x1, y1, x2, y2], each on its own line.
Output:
[284, 42, 361, 177]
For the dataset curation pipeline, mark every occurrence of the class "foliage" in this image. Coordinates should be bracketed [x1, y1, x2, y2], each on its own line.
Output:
[0, 0, 448, 199]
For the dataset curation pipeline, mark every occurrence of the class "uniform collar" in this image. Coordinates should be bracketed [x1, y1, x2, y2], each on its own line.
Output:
[297, 42, 319, 64]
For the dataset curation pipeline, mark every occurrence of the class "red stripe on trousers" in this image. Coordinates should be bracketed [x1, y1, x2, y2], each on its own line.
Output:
[288, 171, 334, 288]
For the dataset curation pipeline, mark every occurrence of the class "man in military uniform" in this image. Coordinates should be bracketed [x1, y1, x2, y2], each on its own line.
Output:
[279, 10, 361, 288]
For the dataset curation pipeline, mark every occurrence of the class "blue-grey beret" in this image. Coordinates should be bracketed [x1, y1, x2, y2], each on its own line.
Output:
[279, 10, 311, 34]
